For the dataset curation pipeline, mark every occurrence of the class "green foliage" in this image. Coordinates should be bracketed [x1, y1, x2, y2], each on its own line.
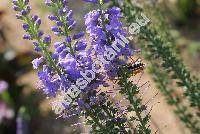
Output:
[149, 63, 200, 133]
[85, 92, 132, 134]
[111, 0, 200, 133]
[111, 0, 200, 112]
[117, 66, 151, 134]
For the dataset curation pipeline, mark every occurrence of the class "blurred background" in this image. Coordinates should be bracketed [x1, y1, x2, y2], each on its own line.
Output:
[0, 0, 199, 134]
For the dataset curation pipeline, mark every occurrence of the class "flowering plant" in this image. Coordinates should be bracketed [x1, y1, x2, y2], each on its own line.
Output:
[12, 0, 151, 133]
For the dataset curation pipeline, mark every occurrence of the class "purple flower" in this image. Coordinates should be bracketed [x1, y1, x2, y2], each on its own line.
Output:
[23, 34, 31, 40]
[83, 4, 134, 81]
[0, 81, 8, 94]
[77, 99, 90, 109]
[32, 57, 44, 69]
[31, 15, 39, 22]
[37, 65, 59, 97]
[37, 30, 44, 37]
[83, 0, 110, 4]
[83, 0, 98, 4]
[13, 5, 19, 11]
[22, 23, 29, 31]
[36, 18, 41, 26]
[75, 39, 87, 51]
[43, 35, 51, 44]
[65, 36, 71, 43]
[58, 54, 81, 80]
[45, 0, 52, 6]
[56, 21, 63, 26]
[0, 101, 14, 123]
[73, 31, 85, 40]
[48, 15, 58, 21]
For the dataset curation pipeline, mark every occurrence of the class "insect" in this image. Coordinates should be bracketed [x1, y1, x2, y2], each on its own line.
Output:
[127, 58, 146, 75]
[110, 57, 146, 86]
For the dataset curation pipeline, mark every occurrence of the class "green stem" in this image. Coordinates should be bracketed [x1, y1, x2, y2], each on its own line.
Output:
[118, 67, 151, 134]
[128, 90, 149, 134]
